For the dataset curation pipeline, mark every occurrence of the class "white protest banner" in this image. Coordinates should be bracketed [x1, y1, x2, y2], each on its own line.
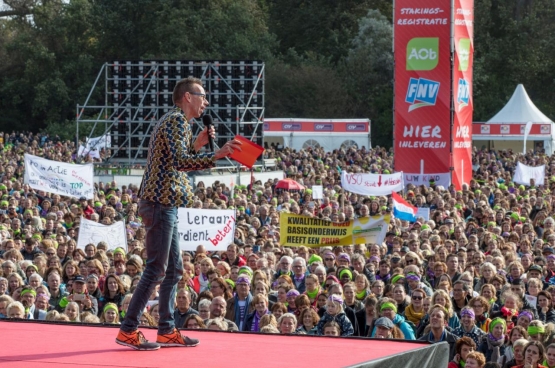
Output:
[416, 207, 430, 221]
[24, 154, 94, 199]
[513, 162, 545, 186]
[87, 134, 111, 149]
[77, 217, 127, 251]
[403, 172, 451, 188]
[78, 145, 101, 160]
[178, 208, 236, 251]
[312, 185, 323, 199]
[341, 171, 403, 196]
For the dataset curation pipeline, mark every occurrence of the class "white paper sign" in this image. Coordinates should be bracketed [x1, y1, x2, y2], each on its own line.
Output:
[416, 207, 430, 221]
[525, 294, 537, 308]
[341, 171, 403, 196]
[177, 208, 236, 251]
[513, 162, 545, 186]
[312, 185, 323, 199]
[78, 145, 101, 159]
[77, 217, 127, 251]
[403, 172, 451, 188]
[24, 154, 94, 199]
[87, 134, 111, 149]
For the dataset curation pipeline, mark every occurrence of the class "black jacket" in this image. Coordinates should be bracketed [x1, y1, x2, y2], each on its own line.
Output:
[354, 308, 374, 337]
[538, 308, 555, 324]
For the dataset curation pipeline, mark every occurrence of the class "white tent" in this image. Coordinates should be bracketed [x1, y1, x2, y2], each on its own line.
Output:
[488, 84, 553, 124]
[473, 84, 555, 154]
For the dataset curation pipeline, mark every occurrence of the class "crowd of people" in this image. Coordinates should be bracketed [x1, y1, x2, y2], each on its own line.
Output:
[2, 130, 555, 366]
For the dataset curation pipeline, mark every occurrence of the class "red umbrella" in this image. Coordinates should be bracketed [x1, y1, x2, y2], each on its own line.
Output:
[275, 178, 305, 191]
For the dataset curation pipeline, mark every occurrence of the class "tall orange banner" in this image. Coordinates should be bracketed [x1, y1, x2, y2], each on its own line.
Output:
[452, 0, 474, 189]
[394, 1, 452, 182]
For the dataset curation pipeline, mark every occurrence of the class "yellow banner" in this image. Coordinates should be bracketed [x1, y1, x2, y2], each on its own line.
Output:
[279, 213, 390, 247]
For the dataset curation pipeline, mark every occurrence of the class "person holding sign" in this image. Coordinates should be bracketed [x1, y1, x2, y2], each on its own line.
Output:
[116, 77, 241, 351]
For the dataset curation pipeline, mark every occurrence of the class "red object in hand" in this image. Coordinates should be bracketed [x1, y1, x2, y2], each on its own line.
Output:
[228, 135, 264, 168]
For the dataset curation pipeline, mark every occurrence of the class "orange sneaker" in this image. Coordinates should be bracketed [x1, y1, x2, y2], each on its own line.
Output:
[156, 328, 199, 347]
[116, 330, 160, 351]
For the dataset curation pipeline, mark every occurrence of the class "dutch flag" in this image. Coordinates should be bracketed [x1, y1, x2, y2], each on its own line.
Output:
[392, 191, 417, 222]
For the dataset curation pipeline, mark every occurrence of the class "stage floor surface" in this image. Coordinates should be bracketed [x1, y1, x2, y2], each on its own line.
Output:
[0, 320, 432, 368]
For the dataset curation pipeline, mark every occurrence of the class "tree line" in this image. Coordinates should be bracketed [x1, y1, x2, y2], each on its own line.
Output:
[0, 0, 553, 147]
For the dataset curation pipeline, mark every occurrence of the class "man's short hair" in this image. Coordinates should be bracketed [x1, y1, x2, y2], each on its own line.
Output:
[172, 77, 203, 104]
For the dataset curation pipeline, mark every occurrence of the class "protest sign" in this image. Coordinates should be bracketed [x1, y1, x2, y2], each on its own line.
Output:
[78, 145, 101, 160]
[416, 207, 430, 221]
[513, 162, 545, 186]
[177, 208, 236, 251]
[280, 213, 389, 247]
[312, 185, 323, 199]
[77, 217, 127, 251]
[24, 154, 94, 199]
[341, 171, 403, 196]
[403, 172, 451, 188]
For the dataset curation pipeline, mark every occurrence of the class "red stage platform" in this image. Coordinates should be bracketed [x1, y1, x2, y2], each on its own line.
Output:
[0, 320, 448, 367]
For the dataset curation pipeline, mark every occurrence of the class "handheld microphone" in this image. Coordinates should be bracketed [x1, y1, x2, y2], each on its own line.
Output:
[202, 114, 215, 152]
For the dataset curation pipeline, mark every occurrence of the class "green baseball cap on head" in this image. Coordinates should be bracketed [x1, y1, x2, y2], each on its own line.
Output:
[0, 184, 7, 190]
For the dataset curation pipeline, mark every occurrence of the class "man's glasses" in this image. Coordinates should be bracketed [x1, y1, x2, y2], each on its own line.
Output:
[412, 296, 423, 300]
[189, 92, 207, 99]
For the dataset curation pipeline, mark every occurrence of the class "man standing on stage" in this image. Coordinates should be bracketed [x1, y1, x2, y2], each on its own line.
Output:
[116, 77, 241, 350]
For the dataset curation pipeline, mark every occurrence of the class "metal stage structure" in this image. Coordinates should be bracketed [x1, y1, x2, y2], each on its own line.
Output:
[76, 60, 265, 165]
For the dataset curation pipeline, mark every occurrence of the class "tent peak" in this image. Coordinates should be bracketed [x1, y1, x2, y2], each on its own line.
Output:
[487, 84, 553, 124]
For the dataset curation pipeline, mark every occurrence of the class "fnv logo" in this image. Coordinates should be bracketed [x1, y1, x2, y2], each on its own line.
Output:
[314, 124, 333, 131]
[405, 78, 440, 112]
[457, 79, 470, 111]
[347, 124, 366, 131]
[281, 123, 301, 131]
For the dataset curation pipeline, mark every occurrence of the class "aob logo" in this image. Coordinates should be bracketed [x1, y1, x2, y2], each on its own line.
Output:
[406, 38, 439, 71]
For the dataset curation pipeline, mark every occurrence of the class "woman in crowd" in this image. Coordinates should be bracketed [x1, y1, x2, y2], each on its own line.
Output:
[491, 291, 522, 334]
[355, 295, 378, 338]
[501, 338, 528, 368]
[303, 274, 322, 308]
[296, 308, 319, 335]
[343, 282, 362, 312]
[403, 288, 426, 326]
[64, 301, 80, 322]
[453, 306, 486, 346]
[278, 313, 297, 334]
[538, 291, 555, 324]
[61, 260, 80, 284]
[478, 317, 507, 363]
[244, 294, 270, 332]
[184, 314, 205, 329]
[501, 326, 529, 365]
[371, 317, 405, 339]
[209, 277, 233, 301]
[464, 352, 486, 368]
[100, 303, 120, 324]
[99, 274, 126, 311]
